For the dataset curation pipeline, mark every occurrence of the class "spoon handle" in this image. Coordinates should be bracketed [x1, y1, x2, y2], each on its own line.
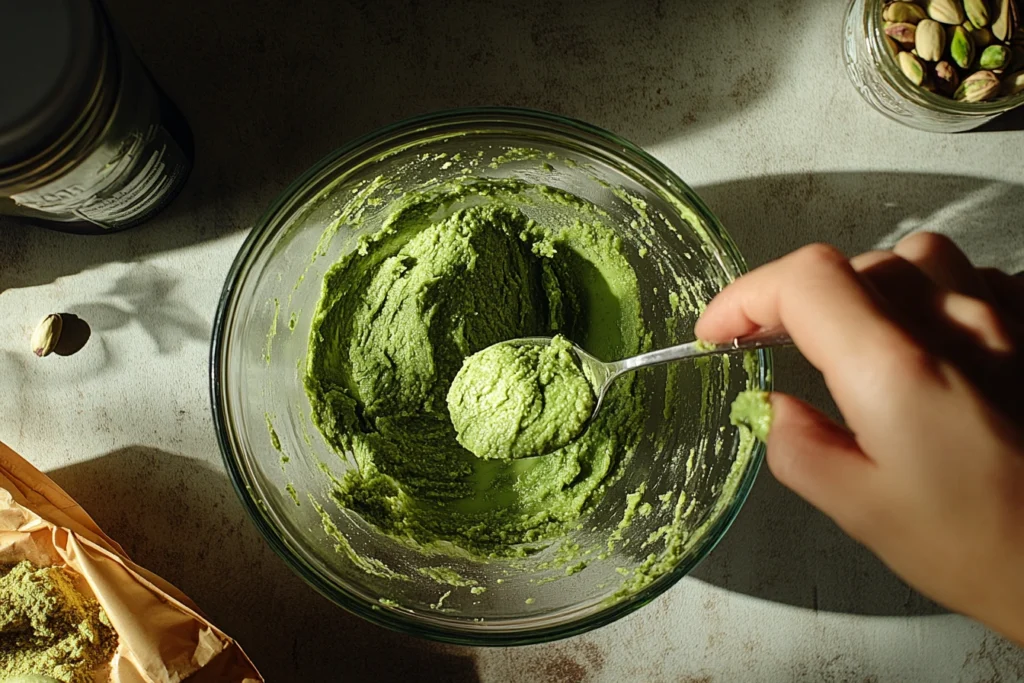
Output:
[608, 329, 792, 377]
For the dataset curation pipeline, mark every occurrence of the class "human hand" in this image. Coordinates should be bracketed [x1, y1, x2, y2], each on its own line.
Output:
[695, 232, 1024, 644]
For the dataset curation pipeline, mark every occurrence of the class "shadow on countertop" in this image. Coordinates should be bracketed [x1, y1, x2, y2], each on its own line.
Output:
[687, 170, 1023, 616]
[49, 447, 480, 683]
[1, 0, 801, 291]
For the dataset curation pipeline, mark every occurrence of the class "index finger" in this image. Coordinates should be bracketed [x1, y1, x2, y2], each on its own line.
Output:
[696, 244, 918, 387]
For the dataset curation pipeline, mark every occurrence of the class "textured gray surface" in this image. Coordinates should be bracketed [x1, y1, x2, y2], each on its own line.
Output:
[1, 0, 1023, 680]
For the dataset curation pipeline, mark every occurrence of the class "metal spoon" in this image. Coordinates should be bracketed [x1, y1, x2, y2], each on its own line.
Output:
[504, 329, 791, 433]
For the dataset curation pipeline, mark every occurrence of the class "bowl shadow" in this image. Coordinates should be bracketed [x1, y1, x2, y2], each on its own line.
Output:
[688, 171, 1024, 616]
[49, 447, 479, 682]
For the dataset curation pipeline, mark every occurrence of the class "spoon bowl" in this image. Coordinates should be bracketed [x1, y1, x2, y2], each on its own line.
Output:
[504, 330, 792, 451]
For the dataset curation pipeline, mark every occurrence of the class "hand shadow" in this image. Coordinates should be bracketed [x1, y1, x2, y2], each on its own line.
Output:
[49, 447, 479, 682]
[689, 171, 1024, 616]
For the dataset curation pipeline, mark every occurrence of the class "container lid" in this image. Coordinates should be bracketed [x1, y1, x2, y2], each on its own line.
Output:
[0, 0, 104, 167]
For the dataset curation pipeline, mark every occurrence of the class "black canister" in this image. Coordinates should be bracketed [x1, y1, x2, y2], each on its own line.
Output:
[0, 0, 193, 233]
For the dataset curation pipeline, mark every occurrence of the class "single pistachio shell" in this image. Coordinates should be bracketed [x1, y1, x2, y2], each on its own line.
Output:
[954, 69, 1001, 99]
[926, 0, 968, 24]
[898, 50, 928, 84]
[965, 0, 991, 26]
[884, 1, 930, 22]
[31, 313, 62, 357]
[1000, 69, 1024, 94]
[916, 19, 947, 59]
[934, 59, 962, 92]
[886, 21, 919, 47]
[950, 24, 976, 67]
[992, 0, 1019, 40]
[980, 43, 1011, 67]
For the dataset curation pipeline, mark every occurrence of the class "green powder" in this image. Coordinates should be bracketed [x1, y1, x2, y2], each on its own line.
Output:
[448, 334, 594, 460]
[0, 562, 117, 683]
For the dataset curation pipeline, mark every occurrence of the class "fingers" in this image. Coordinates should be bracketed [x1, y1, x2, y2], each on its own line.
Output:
[695, 244, 913, 381]
[893, 232, 991, 300]
[940, 292, 1016, 355]
[979, 268, 1024, 322]
[850, 250, 941, 338]
[764, 393, 877, 539]
[852, 241, 1017, 357]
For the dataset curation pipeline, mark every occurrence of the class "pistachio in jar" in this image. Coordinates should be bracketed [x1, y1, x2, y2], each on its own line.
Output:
[881, 0, 1021, 102]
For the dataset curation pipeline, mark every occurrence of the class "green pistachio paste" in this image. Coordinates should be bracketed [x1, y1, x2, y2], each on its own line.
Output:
[305, 186, 646, 557]
[448, 334, 594, 460]
[729, 390, 773, 441]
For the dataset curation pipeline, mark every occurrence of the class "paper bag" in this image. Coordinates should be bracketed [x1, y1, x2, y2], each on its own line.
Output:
[0, 441, 263, 682]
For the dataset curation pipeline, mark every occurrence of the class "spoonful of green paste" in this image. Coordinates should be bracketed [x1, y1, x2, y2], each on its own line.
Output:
[448, 331, 790, 460]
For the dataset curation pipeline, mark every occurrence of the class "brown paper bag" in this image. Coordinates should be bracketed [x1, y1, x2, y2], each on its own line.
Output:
[0, 441, 263, 682]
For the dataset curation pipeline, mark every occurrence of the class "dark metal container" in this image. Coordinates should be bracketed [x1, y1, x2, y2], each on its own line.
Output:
[0, 0, 193, 233]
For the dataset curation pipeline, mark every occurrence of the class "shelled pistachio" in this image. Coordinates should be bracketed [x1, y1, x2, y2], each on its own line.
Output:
[980, 43, 1012, 66]
[951, 24, 977, 67]
[967, 23, 995, 48]
[934, 59, 962, 91]
[954, 69, 1001, 99]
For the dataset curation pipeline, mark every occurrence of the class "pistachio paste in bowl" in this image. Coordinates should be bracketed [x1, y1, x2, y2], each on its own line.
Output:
[212, 108, 770, 645]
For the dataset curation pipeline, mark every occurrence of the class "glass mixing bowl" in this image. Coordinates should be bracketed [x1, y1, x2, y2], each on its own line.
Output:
[211, 108, 770, 645]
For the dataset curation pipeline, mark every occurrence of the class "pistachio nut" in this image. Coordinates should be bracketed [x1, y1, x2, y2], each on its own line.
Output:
[31, 314, 62, 357]
[926, 0, 968, 24]
[898, 50, 928, 84]
[980, 43, 1011, 67]
[969, 24, 995, 47]
[992, 0, 1019, 41]
[886, 21, 919, 47]
[934, 59, 962, 92]
[950, 24, 976, 67]
[886, 34, 901, 56]
[916, 19, 947, 59]
[954, 69, 1001, 99]
[965, 0, 991, 26]
[1000, 69, 1024, 94]
[884, 1, 930, 22]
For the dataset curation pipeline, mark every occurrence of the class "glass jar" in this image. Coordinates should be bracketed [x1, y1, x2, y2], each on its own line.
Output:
[0, 0, 193, 233]
[842, 0, 1024, 133]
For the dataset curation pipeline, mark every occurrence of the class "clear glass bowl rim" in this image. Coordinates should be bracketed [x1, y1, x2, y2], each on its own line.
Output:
[209, 106, 771, 646]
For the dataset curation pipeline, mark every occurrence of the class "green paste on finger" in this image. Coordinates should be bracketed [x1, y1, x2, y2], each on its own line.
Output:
[305, 186, 646, 558]
[448, 334, 594, 460]
[729, 390, 773, 441]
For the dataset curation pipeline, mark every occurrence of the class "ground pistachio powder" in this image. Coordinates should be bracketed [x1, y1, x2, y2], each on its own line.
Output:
[0, 561, 117, 683]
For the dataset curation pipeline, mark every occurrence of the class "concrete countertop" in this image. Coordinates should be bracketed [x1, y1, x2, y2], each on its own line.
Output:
[1, 0, 1022, 680]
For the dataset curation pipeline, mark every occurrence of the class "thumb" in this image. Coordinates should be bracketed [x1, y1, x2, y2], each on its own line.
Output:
[764, 393, 877, 540]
